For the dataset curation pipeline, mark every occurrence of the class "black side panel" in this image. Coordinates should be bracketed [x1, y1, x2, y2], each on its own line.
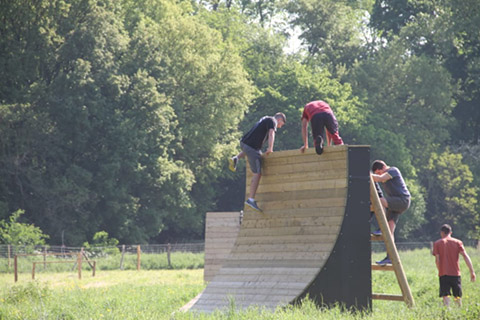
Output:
[294, 146, 371, 311]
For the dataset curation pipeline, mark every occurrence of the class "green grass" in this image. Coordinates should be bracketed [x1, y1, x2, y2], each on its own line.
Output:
[1, 248, 479, 319]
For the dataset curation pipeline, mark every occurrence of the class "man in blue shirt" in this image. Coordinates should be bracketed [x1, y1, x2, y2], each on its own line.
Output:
[229, 113, 286, 212]
[371, 160, 411, 265]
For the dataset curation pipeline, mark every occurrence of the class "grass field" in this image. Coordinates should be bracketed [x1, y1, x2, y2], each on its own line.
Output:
[0, 248, 479, 319]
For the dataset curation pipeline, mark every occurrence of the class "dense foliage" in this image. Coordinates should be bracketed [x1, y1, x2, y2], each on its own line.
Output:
[0, 0, 479, 244]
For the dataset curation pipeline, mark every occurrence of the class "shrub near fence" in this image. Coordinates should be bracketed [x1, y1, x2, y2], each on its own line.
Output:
[0, 243, 204, 274]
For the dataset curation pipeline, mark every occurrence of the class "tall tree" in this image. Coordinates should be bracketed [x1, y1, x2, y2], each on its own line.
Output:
[284, 0, 365, 78]
[423, 150, 479, 239]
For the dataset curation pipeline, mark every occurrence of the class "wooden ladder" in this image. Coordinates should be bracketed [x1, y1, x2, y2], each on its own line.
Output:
[370, 175, 415, 307]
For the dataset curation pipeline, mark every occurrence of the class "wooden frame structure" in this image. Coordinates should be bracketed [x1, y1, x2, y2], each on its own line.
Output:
[370, 175, 415, 307]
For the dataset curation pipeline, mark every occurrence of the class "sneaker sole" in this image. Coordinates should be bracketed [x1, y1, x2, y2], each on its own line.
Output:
[315, 135, 324, 155]
[245, 202, 262, 212]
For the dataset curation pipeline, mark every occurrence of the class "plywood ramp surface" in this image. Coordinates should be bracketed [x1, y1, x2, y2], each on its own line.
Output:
[188, 145, 371, 313]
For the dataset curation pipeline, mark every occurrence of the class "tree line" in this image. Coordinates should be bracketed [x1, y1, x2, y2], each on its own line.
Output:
[0, 0, 478, 245]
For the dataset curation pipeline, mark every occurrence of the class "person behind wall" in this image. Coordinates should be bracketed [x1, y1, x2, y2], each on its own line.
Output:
[299, 100, 343, 155]
[433, 224, 476, 308]
[228, 112, 286, 212]
[371, 160, 411, 265]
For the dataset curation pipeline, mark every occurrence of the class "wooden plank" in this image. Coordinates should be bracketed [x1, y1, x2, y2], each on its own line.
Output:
[205, 232, 239, 239]
[211, 273, 317, 283]
[206, 211, 242, 218]
[204, 241, 238, 249]
[371, 264, 395, 271]
[205, 226, 242, 234]
[260, 145, 348, 159]
[234, 234, 338, 245]
[226, 251, 331, 261]
[260, 170, 347, 186]
[261, 160, 347, 176]
[237, 225, 342, 237]
[243, 206, 344, 218]
[370, 235, 384, 241]
[232, 243, 337, 253]
[256, 197, 346, 211]
[256, 179, 347, 195]
[205, 220, 241, 228]
[223, 259, 327, 269]
[256, 187, 347, 202]
[372, 293, 405, 301]
[262, 148, 348, 164]
[240, 215, 343, 229]
[202, 286, 309, 296]
[216, 266, 319, 276]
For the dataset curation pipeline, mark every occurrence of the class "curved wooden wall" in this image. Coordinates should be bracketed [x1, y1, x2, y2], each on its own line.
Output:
[186, 145, 371, 313]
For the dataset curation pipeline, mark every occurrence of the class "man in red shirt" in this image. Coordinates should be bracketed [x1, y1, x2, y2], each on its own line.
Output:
[300, 100, 343, 155]
[433, 224, 476, 307]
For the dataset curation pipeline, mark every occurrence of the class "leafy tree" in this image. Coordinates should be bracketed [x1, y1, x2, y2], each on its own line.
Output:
[121, 0, 255, 241]
[83, 231, 120, 256]
[351, 36, 455, 168]
[422, 150, 479, 239]
[369, 0, 421, 39]
[394, 179, 426, 241]
[0, 210, 49, 246]
[284, 0, 365, 78]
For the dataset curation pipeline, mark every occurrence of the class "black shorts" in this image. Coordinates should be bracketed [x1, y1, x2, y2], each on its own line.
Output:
[439, 275, 462, 298]
[310, 112, 339, 144]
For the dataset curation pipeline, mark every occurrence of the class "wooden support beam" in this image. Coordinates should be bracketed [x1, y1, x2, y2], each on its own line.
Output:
[372, 293, 405, 301]
[371, 264, 395, 271]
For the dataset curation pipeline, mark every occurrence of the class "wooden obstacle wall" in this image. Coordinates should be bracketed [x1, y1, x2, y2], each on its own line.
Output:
[186, 145, 371, 312]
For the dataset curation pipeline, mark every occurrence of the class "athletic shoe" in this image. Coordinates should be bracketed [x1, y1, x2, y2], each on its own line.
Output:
[372, 229, 382, 236]
[376, 257, 391, 265]
[245, 199, 262, 212]
[228, 157, 238, 172]
[315, 135, 324, 155]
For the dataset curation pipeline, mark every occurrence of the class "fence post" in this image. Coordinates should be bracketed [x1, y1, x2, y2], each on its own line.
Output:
[136, 245, 141, 271]
[92, 261, 96, 277]
[120, 245, 125, 270]
[32, 262, 36, 280]
[77, 250, 82, 280]
[7, 245, 11, 269]
[43, 246, 47, 269]
[167, 243, 172, 269]
[14, 255, 18, 282]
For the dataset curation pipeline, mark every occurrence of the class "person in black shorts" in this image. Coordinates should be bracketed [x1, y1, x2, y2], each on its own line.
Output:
[228, 113, 286, 212]
[433, 224, 476, 307]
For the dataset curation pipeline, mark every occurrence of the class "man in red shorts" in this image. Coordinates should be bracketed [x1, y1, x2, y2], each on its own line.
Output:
[433, 224, 476, 307]
[299, 100, 343, 155]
